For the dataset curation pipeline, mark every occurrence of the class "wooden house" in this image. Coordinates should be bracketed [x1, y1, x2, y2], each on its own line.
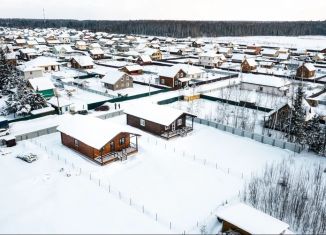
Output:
[313, 53, 325, 62]
[321, 48, 326, 54]
[101, 70, 133, 90]
[19, 48, 39, 61]
[70, 56, 94, 69]
[246, 44, 262, 55]
[120, 65, 143, 75]
[216, 203, 291, 235]
[241, 58, 257, 72]
[199, 52, 226, 68]
[296, 63, 316, 79]
[124, 104, 196, 139]
[191, 40, 204, 48]
[261, 48, 279, 58]
[15, 38, 26, 47]
[5, 52, 17, 66]
[142, 48, 162, 60]
[57, 115, 140, 165]
[264, 103, 291, 132]
[20, 56, 60, 73]
[89, 48, 104, 60]
[75, 40, 87, 50]
[158, 66, 187, 89]
[136, 55, 152, 65]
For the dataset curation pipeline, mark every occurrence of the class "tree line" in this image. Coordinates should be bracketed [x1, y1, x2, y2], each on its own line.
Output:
[0, 19, 326, 37]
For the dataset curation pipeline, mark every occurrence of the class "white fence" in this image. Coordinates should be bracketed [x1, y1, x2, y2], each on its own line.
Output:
[194, 118, 302, 153]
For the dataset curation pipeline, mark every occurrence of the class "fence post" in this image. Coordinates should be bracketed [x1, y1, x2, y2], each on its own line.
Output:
[156, 213, 158, 221]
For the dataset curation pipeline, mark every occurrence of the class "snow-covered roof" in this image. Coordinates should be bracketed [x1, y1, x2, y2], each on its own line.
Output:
[57, 114, 137, 150]
[22, 56, 60, 69]
[29, 77, 55, 91]
[241, 74, 291, 88]
[123, 65, 143, 72]
[216, 203, 290, 234]
[54, 45, 74, 53]
[124, 103, 195, 126]
[90, 48, 104, 55]
[139, 55, 152, 63]
[72, 56, 94, 67]
[244, 58, 257, 67]
[261, 48, 278, 55]
[76, 40, 86, 46]
[172, 64, 203, 75]
[303, 63, 316, 72]
[30, 106, 55, 115]
[101, 70, 127, 85]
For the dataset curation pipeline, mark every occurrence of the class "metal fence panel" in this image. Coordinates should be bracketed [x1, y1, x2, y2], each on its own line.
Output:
[243, 130, 253, 139]
[253, 134, 263, 142]
[263, 136, 275, 146]
[275, 139, 285, 149]
[234, 128, 243, 137]
[225, 126, 234, 134]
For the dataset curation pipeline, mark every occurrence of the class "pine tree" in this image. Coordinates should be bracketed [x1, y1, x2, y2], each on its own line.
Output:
[287, 85, 306, 145]
[305, 115, 325, 155]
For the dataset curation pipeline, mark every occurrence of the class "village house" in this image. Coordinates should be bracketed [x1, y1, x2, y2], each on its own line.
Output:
[241, 58, 258, 72]
[124, 104, 197, 139]
[217, 47, 233, 57]
[143, 48, 162, 61]
[58, 33, 71, 44]
[120, 65, 143, 75]
[246, 44, 262, 55]
[21, 67, 44, 79]
[19, 48, 39, 61]
[158, 65, 187, 89]
[264, 103, 291, 132]
[198, 52, 226, 68]
[26, 40, 38, 48]
[101, 70, 133, 90]
[296, 63, 316, 79]
[70, 56, 94, 69]
[57, 115, 140, 165]
[89, 48, 104, 60]
[28, 76, 55, 99]
[191, 39, 204, 48]
[240, 75, 291, 96]
[321, 48, 326, 54]
[35, 37, 46, 45]
[169, 48, 183, 56]
[5, 52, 17, 66]
[116, 44, 130, 52]
[216, 203, 291, 235]
[313, 53, 325, 62]
[136, 55, 152, 65]
[15, 38, 26, 47]
[75, 40, 87, 50]
[53, 45, 74, 56]
[19, 56, 60, 74]
[261, 48, 279, 58]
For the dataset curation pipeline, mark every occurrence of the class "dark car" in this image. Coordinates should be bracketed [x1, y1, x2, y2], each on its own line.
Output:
[77, 110, 88, 115]
[95, 105, 110, 111]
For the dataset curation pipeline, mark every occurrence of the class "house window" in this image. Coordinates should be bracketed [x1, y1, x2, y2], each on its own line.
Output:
[45, 67, 48, 71]
[30, 72, 33, 75]
[126, 83, 129, 87]
[177, 118, 182, 126]
[175, 80, 178, 86]
[140, 119, 145, 126]
[259, 86, 263, 91]
[74, 139, 79, 147]
[165, 126, 169, 130]
[161, 79, 165, 84]
[180, 73, 184, 78]
[119, 137, 125, 145]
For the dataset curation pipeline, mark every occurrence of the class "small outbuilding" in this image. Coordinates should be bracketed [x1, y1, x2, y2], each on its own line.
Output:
[296, 63, 316, 79]
[216, 203, 291, 235]
[101, 70, 133, 90]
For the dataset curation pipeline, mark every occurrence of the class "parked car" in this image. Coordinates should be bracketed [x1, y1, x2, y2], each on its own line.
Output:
[95, 105, 110, 111]
[16, 153, 38, 163]
[77, 110, 88, 115]
[0, 128, 10, 137]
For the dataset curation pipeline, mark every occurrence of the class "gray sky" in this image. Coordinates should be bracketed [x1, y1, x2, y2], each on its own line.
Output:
[1, 0, 326, 21]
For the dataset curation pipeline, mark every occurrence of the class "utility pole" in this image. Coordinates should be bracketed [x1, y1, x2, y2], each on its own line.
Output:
[43, 8, 46, 27]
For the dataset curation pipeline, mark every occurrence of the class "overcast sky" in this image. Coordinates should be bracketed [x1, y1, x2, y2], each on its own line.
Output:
[1, 0, 325, 21]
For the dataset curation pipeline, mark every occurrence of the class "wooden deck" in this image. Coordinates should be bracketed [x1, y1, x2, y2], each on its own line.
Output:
[94, 144, 138, 165]
[161, 126, 193, 139]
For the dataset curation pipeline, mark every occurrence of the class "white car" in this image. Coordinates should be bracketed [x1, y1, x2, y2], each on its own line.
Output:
[0, 128, 10, 137]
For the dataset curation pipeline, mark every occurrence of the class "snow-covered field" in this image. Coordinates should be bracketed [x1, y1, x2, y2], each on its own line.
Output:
[214, 36, 326, 50]
[0, 114, 299, 233]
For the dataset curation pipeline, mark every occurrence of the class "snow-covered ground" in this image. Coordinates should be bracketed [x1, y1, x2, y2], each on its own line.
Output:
[0, 114, 297, 233]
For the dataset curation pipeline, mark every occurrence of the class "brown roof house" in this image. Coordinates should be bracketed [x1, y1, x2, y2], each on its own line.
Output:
[241, 57, 257, 72]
